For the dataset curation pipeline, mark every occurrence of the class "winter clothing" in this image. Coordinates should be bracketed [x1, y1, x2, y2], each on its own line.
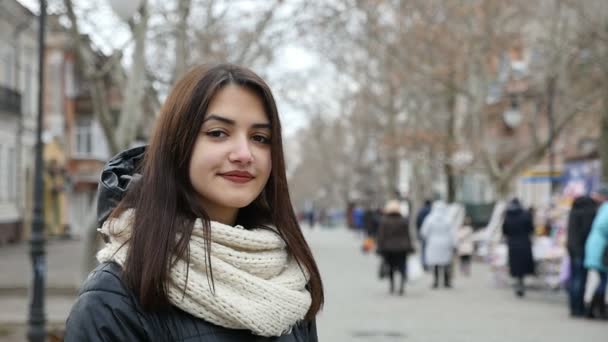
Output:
[567, 196, 598, 259]
[363, 209, 380, 238]
[384, 251, 408, 295]
[584, 202, 608, 273]
[64, 263, 317, 341]
[586, 271, 608, 319]
[377, 213, 413, 254]
[64, 146, 318, 341]
[416, 204, 432, 236]
[377, 212, 413, 295]
[416, 202, 432, 270]
[421, 202, 457, 266]
[569, 257, 588, 316]
[97, 209, 311, 337]
[432, 265, 452, 288]
[502, 202, 535, 278]
[566, 195, 597, 316]
[457, 225, 474, 257]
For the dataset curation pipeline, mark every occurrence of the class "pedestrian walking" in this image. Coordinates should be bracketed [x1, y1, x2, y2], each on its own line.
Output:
[502, 198, 535, 297]
[566, 194, 598, 317]
[584, 185, 608, 319]
[363, 206, 380, 238]
[416, 199, 432, 271]
[457, 216, 475, 277]
[377, 200, 414, 295]
[421, 201, 458, 289]
[64, 64, 323, 341]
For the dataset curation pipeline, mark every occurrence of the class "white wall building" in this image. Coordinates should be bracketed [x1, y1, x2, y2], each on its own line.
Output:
[0, 0, 38, 243]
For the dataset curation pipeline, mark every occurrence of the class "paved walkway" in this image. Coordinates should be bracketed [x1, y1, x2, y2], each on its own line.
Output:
[0, 238, 82, 294]
[306, 227, 607, 342]
[0, 239, 81, 341]
[0, 227, 606, 341]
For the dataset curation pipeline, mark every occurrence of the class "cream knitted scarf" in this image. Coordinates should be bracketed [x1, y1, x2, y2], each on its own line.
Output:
[96, 209, 312, 337]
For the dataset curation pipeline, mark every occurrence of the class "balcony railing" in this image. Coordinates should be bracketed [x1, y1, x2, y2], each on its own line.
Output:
[0, 85, 21, 115]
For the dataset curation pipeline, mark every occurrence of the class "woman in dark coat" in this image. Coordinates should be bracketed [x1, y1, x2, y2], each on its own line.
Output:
[502, 198, 535, 297]
[64, 64, 322, 341]
[377, 200, 414, 295]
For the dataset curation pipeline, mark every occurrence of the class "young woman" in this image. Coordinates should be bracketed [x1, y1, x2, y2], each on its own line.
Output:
[64, 64, 324, 341]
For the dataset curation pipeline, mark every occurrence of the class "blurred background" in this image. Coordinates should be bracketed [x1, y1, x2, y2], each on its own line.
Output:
[1, 0, 608, 341]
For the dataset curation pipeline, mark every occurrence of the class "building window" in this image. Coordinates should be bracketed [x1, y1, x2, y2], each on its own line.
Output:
[24, 64, 32, 115]
[8, 146, 15, 200]
[1, 50, 14, 87]
[75, 118, 93, 156]
[0, 145, 17, 202]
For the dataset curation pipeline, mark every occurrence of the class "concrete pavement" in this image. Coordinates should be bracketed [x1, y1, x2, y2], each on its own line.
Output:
[0, 227, 606, 341]
[305, 226, 607, 342]
[0, 239, 83, 341]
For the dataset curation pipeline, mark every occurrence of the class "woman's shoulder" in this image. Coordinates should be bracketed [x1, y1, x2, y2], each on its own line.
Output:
[78, 262, 130, 297]
[69, 262, 140, 320]
[64, 263, 150, 341]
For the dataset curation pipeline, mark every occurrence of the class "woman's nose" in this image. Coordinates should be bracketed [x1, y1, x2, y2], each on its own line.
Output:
[229, 137, 254, 164]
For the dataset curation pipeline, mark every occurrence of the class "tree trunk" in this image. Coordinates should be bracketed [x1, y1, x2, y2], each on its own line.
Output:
[444, 162, 456, 203]
[174, 0, 191, 81]
[495, 178, 513, 201]
[444, 71, 457, 203]
[116, 4, 149, 149]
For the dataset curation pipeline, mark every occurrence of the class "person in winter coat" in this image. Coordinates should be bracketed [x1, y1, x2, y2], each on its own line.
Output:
[502, 198, 535, 297]
[566, 195, 598, 317]
[421, 201, 458, 289]
[64, 64, 323, 341]
[584, 185, 608, 319]
[364, 207, 380, 238]
[457, 216, 475, 277]
[416, 199, 432, 271]
[377, 200, 414, 295]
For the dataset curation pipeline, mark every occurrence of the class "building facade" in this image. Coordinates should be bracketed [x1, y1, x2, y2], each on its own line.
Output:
[0, 0, 38, 244]
[44, 15, 112, 238]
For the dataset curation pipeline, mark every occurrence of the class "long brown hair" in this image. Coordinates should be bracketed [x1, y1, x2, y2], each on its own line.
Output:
[113, 64, 323, 319]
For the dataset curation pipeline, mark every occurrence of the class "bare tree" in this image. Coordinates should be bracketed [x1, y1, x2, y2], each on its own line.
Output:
[565, 0, 608, 180]
[62, 0, 306, 278]
[299, 0, 603, 204]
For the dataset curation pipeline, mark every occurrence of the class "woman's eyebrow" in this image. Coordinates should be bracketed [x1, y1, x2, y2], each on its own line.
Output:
[204, 114, 271, 129]
[204, 114, 235, 125]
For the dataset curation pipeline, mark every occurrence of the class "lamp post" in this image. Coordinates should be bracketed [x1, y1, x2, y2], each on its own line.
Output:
[27, 1, 46, 341]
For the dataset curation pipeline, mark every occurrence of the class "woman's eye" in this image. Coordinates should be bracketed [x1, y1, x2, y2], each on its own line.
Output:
[206, 130, 227, 138]
[252, 135, 271, 144]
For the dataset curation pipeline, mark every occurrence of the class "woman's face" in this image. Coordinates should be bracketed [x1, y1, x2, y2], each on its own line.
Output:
[189, 84, 272, 224]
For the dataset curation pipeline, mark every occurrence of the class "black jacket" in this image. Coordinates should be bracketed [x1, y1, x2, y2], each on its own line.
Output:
[502, 206, 535, 277]
[377, 214, 413, 253]
[567, 196, 598, 259]
[64, 262, 317, 341]
[64, 147, 318, 341]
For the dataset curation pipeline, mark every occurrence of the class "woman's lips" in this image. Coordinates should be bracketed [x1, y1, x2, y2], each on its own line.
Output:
[219, 171, 254, 184]
[221, 174, 253, 184]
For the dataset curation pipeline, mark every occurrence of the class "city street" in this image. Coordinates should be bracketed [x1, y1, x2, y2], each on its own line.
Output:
[306, 226, 607, 342]
[0, 227, 607, 341]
